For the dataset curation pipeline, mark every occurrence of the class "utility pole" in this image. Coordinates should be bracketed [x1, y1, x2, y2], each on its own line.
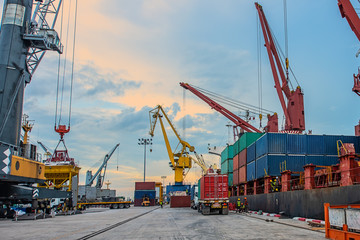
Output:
[138, 138, 152, 182]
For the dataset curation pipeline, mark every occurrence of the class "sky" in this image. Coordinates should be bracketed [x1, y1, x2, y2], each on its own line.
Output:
[1, 0, 360, 199]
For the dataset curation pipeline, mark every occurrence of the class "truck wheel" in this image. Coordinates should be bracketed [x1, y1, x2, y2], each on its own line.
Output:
[221, 208, 229, 215]
[119, 204, 124, 209]
[201, 207, 210, 215]
[125, 204, 130, 208]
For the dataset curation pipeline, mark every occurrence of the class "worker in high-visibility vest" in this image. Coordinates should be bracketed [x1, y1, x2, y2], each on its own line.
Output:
[244, 197, 248, 212]
[236, 198, 241, 213]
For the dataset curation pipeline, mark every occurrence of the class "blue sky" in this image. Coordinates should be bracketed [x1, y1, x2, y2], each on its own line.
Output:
[1, 0, 359, 198]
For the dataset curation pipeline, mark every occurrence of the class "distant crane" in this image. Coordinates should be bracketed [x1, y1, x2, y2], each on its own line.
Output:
[85, 144, 120, 189]
[255, 3, 305, 133]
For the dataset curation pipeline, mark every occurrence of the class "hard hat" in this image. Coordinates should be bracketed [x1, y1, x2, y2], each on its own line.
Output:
[238, 198, 240, 200]
[270, 180, 272, 182]
[244, 197, 247, 199]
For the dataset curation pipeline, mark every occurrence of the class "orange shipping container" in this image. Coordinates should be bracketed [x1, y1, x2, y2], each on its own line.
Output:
[233, 154, 239, 170]
[233, 169, 239, 185]
[239, 149, 247, 167]
[239, 165, 247, 183]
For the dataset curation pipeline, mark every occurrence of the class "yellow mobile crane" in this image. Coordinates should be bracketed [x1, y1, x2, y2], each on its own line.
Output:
[149, 105, 208, 184]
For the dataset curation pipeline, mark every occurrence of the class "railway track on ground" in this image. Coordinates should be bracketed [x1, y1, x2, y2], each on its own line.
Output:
[76, 207, 160, 240]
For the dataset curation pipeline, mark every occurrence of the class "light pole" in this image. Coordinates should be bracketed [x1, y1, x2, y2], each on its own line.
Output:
[138, 138, 152, 182]
[161, 176, 166, 186]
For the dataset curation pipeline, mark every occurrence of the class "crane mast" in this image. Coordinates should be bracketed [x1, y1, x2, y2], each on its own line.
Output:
[0, 0, 63, 147]
[85, 143, 120, 189]
[255, 3, 305, 133]
[149, 105, 195, 185]
[180, 83, 262, 133]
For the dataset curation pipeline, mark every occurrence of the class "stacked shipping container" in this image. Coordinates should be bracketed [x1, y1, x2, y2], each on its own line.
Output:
[233, 133, 264, 185]
[221, 145, 234, 186]
[245, 133, 360, 181]
[134, 182, 156, 206]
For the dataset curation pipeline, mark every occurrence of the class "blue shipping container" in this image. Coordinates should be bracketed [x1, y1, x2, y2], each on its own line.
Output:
[247, 161, 256, 181]
[256, 154, 305, 179]
[247, 142, 256, 163]
[287, 134, 307, 155]
[324, 135, 360, 155]
[166, 184, 191, 196]
[306, 135, 325, 155]
[134, 190, 156, 200]
[305, 155, 339, 169]
[256, 133, 287, 158]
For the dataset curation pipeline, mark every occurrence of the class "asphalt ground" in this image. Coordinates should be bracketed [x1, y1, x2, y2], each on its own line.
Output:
[0, 206, 326, 240]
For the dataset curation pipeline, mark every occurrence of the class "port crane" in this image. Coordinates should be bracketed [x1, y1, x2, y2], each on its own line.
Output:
[149, 105, 209, 184]
[37, 141, 53, 159]
[255, 3, 305, 133]
[180, 83, 277, 138]
[337, 0, 360, 136]
[85, 144, 120, 189]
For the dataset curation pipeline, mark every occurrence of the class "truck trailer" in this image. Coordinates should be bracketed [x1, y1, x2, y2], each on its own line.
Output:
[197, 171, 229, 215]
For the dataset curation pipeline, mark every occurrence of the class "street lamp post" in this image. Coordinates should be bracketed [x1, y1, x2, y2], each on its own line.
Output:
[138, 138, 152, 182]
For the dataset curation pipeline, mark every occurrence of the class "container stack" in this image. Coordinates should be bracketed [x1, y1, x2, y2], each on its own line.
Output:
[221, 145, 234, 186]
[134, 182, 156, 206]
[246, 133, 360, 181]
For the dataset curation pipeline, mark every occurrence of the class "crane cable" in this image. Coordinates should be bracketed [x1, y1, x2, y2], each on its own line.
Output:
[284, 0, 289, 80]
[257, 12, 263, 127]
[55, 0, 78, 129]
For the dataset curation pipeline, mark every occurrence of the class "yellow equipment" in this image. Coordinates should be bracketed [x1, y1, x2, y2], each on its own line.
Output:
[149, 105, 210, 184]
[141, 197, 150, 207]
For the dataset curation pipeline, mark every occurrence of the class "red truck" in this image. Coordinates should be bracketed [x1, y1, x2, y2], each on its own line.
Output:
[197, 171, 229, 215]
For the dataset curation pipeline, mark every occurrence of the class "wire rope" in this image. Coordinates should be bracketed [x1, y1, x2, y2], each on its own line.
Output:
[55, 0, 64, 127]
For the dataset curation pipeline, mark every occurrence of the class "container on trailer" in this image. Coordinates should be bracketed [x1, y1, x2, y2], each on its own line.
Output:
[233, 169, 239, 185]
[135, 182, 156, 190]
[200, 174, 228, 200]
[239, 165, 247, 183]
[247, 161, 256, 181]
[239, 132, 264, 153]
[233, 154, 239, 171]
[255, 133, 287, 158]
[239, 149, 247, 167]
[170, 195, 191, 208]
[166, 184, 191, 196]
[247, 142, 256, 163]
[287, 134, 307, 155]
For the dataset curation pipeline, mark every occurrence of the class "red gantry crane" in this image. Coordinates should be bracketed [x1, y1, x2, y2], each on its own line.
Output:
[180, 82, 272, 134]
[337, 0, 360, 136]
[255, 3, 305, 133]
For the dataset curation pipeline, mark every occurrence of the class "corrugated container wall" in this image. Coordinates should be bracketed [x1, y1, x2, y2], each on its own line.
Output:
[200, 174, 228, 200]
[233, 169, 239, 185]
[239, 132, 264, 153]
[135, 182, 156, 190]
[256, 155, 305, 179]
[239, 149, 247, 167]
[305, 155, 339, 169]
[221, 159, 233, 174]
[247, 161, 256, 181]
[233, 154, 239, 171]
[247, 142, 256, 163]
[239, 165, 247, 183]
[221, 145, 234, 163]
[256, 133, 287, 158]
[228, 173, 233, 186]
[170, 196, 191, 208]
[287, 134, 307, 154]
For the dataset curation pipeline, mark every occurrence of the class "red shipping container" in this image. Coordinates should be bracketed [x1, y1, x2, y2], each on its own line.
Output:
[200, 174, 228, 200]
[134, 198, 155, 206]
[233, 169, 239, 185]
[239, 165, 247, 183]
[239, 149, 247, 167]
[170, 196, 191, 208]
[233, 154, 239, 170]
[135, 182, 155, 190]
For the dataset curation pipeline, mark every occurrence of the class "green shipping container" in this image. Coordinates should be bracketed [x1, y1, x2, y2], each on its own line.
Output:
[221, 145, 234, 163]
[234, 138, 241, 155]
[228, 173, 233, 186]
[221, 159, 233, 174]
[239, 133, 264, 153]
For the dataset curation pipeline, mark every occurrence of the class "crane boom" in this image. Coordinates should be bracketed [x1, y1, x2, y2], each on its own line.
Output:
[85, 143, 120, 188]
[255, 3, 305, 133]
[180, 83, 262, 133]
[338, 0, 360, 96]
